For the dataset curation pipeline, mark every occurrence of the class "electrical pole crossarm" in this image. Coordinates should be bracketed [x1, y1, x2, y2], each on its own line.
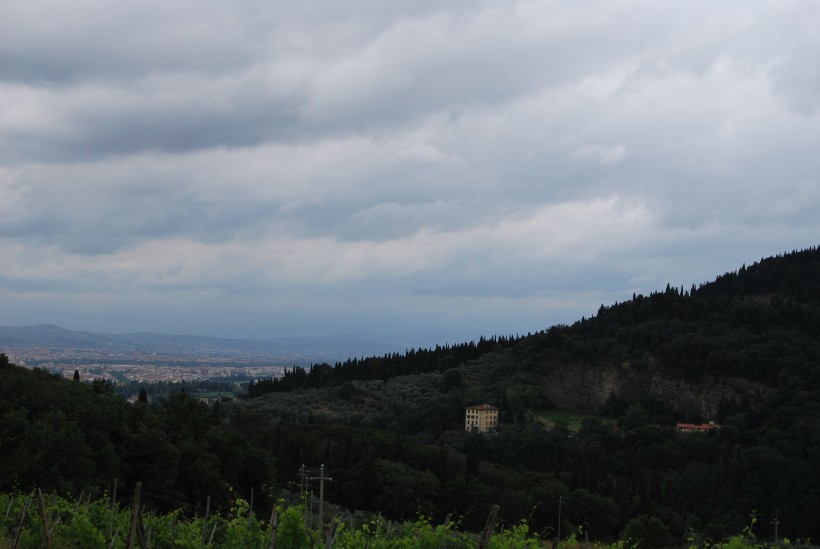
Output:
[309, 464, 333, 541]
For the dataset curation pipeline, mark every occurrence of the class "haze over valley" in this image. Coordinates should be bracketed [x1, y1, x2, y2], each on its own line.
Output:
[0, 323, 449, 385]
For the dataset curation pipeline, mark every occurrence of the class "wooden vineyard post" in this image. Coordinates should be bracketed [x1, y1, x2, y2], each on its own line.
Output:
[127, 482, 147, 549]
[73, 491, 84, 517]
[108, 477, 118, 541]
[127, 482, 141, 548]
[200, 495, 211, 549]
[247, 487, 255, 539]
[478, 504, 500, 549]
[36, 488, 53, 549]
[556, 495, 563, 545]
[324, 520, 339, 549]
[5, 495, 14, 518]
[268, 506, 279, 549]
[11, 497, 32, 549]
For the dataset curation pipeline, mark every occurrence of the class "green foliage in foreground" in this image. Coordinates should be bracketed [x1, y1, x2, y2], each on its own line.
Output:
[0, 492, 809, 549]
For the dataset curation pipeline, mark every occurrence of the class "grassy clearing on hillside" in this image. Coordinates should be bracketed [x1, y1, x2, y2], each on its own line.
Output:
[531, 409, 616, 433]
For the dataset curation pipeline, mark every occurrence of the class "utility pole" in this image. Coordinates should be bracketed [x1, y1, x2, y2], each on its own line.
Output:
[557, 495, 564, 546]
[771, 517, 780, 543]
[310, 464, 333, 540]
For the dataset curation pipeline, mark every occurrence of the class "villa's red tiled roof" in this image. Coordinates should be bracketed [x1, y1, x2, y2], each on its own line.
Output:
[466, 404, 498, 411]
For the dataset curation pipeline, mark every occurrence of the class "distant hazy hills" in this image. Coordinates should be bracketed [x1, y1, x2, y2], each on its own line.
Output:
[0, 323, 427, 363]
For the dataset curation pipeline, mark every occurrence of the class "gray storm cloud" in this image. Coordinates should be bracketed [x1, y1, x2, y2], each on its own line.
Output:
[1, 0, 818, 339]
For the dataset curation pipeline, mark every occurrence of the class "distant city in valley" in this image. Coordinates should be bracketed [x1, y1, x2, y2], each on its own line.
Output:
[0, 324, 482, 380]
[0, 323, 403, 385]
[6, 346, 288, 385]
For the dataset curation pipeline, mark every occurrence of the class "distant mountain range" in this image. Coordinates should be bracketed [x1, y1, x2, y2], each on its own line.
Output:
[0, 323, 440, 363]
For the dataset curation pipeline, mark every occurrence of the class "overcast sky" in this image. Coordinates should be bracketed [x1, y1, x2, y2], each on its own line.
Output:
[1, 1, 818, 344]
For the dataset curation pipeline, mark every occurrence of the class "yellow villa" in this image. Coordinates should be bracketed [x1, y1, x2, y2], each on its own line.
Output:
[465, 404, 499, 433]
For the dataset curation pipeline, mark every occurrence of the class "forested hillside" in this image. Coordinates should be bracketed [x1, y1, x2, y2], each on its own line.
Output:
[0, 354, 276, 516]
[3, 247, 820, 546]
[238, 247, 820, 544]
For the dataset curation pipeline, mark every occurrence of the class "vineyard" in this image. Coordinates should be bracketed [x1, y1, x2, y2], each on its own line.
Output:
[0, 490, 806, 549]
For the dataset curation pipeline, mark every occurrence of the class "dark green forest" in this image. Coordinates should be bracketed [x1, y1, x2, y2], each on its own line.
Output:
[0, 355, 276, 515]
[3, 247, 820, 546]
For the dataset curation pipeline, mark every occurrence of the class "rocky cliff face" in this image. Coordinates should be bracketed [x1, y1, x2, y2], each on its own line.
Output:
[542, 361, 773, 418]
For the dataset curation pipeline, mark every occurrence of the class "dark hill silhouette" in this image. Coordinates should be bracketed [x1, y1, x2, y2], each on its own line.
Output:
[250, 246, 820, 407]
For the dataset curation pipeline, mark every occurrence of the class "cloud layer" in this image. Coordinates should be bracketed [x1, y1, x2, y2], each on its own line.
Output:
[2, 0, 819, 341]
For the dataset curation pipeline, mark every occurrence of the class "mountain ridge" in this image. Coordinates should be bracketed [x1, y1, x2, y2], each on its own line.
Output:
[0, 323, 460, 363]
[247, 246, 820, 421]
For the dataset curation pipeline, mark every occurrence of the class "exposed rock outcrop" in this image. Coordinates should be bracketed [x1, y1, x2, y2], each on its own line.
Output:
[542, 361, 773, 418]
